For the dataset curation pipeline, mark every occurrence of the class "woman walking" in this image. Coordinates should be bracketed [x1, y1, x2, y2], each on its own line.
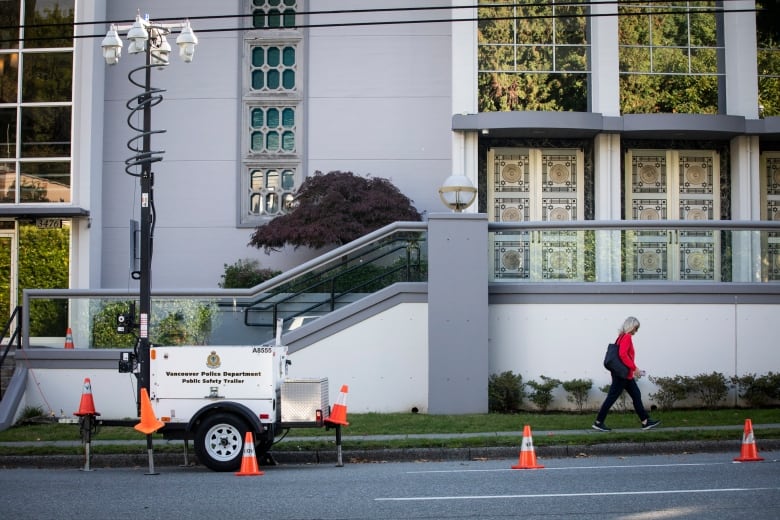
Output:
[593, 316, 660, 432]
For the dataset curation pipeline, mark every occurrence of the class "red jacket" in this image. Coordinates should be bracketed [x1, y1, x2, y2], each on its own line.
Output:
[617, 333, 638, 379]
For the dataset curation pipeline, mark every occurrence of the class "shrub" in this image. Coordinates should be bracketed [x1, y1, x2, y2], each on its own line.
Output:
[15, 405, 46, 425]
[525, 375, 561, 412]
[688, 372, 729, 409]
[732, 372, 780, 407]
[562, 378, 593, 413]
[488, 371, 524, 413]
[219, 258, 281, 288]
[648, 375, 689, 410]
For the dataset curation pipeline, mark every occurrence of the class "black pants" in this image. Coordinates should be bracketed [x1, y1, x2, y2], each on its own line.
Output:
[596, 372, 649, 423]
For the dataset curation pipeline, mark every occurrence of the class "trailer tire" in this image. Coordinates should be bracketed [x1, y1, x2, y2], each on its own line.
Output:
[194, 412, 249, 472]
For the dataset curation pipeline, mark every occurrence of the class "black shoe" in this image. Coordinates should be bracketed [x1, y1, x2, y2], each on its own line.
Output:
[642, 418, 661, 430]
[592, 421, 611, 432]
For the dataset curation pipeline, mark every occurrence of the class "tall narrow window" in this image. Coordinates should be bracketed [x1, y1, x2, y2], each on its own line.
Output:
[242, 0, 301, 223]
[0, 0, 74, 204]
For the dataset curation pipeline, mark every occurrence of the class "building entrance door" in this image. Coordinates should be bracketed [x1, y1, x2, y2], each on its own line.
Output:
[487, 147, 585, 281]
[624, 149, 720, 281]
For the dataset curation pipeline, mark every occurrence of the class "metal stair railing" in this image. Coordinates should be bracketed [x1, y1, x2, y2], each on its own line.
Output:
[242, 234, 425, 329]
[0, 306, 22, 400]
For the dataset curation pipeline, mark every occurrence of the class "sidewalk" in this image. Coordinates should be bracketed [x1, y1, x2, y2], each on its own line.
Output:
[0, 422, 772, 446]
[1, 424, 778, 468]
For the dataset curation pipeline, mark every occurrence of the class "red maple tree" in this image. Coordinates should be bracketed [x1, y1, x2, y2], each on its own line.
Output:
[249, 171, 422, 253]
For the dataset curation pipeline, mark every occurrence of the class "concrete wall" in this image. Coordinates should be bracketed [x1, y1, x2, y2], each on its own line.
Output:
[12, 296, 777, 422]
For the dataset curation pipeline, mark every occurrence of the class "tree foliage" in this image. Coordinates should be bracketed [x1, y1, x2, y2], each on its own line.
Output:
[19, 224, 70, 337]
[219, 258, 281, 288]
[249, 171, 422, 253]
[757, 0, 780, 117]
[476, 1, 776, 115]
[478, 2, 588, 112]
[618, 3, 719, 114]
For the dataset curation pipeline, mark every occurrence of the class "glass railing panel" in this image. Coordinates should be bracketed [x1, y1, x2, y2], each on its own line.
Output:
[489, 222, 780, 283]
[26, 295, 270, 349]
[242, 231, 427, 330]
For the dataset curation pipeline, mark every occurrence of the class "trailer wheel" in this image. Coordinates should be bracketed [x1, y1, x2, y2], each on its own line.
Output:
[194, 413, 249, 472]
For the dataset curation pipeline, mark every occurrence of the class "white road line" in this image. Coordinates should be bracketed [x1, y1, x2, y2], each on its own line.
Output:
[375, 487, 780, 502]
[406, 462, 725, 474]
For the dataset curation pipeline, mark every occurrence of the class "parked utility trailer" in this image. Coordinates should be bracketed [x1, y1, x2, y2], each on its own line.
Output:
[146, 344, 330, 471]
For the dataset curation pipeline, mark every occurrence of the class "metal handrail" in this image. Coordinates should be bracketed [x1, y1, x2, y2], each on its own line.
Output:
[243, 238, 422, 327]
[0, 306, 22, 399]
[488, 220, 780, 231]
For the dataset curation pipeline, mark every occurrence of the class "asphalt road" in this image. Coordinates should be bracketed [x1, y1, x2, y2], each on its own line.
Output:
[1, 452, 778, 519]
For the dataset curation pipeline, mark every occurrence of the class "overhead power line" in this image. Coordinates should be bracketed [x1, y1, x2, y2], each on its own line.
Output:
[0, 1, 763, 45]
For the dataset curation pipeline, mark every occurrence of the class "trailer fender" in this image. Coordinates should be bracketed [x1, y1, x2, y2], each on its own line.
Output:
[187, 401, 265, 434]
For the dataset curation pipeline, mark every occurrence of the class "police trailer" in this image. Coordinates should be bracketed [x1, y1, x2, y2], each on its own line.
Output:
[117, 321, 333, 472]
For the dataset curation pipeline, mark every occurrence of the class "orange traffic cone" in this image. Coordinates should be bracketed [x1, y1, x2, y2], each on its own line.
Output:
[74, 378, 100, 416]
[64, 327, 74, 349]
[134, 388, 165, 434]
[734, 418, 764, 462]
[511, 425, 544, 469]
[325, 384, 349, 426]
[236, 432, 264, 476]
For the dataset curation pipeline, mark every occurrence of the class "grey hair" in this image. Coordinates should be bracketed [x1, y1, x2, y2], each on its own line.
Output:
[620, 316, 640, 334]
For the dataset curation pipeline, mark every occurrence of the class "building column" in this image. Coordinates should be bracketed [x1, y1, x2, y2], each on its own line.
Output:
[731, 135, 762, 281]
[451, 1, 479, 210]
[427, 212, 488, 413]
[721, 1, 759, 118]
[589, 1, 620, 116]
[594, 133, 622, 281]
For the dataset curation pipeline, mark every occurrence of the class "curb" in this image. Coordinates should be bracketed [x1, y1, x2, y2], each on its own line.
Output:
[2, 439, 777, 470]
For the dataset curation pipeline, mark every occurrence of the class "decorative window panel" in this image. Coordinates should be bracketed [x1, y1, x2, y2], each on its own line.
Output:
[488, 147, 585, 281]
[248, 166, 296, 216]
[760, 152, 780, 280]
[251, 45, 296, 92]
[493, 236, 531, 280]
[249, 106, 296, 154]
[252, 0, 297, 29]
[625, 149, 720, 281]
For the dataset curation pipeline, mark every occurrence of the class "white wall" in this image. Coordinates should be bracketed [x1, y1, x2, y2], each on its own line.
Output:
[22, 369, 137, 420]
[305, 1, 454, 215]
[489, 303, 778, 410]
[289, 303, 429, 413]
[15, 300, 777, 420]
